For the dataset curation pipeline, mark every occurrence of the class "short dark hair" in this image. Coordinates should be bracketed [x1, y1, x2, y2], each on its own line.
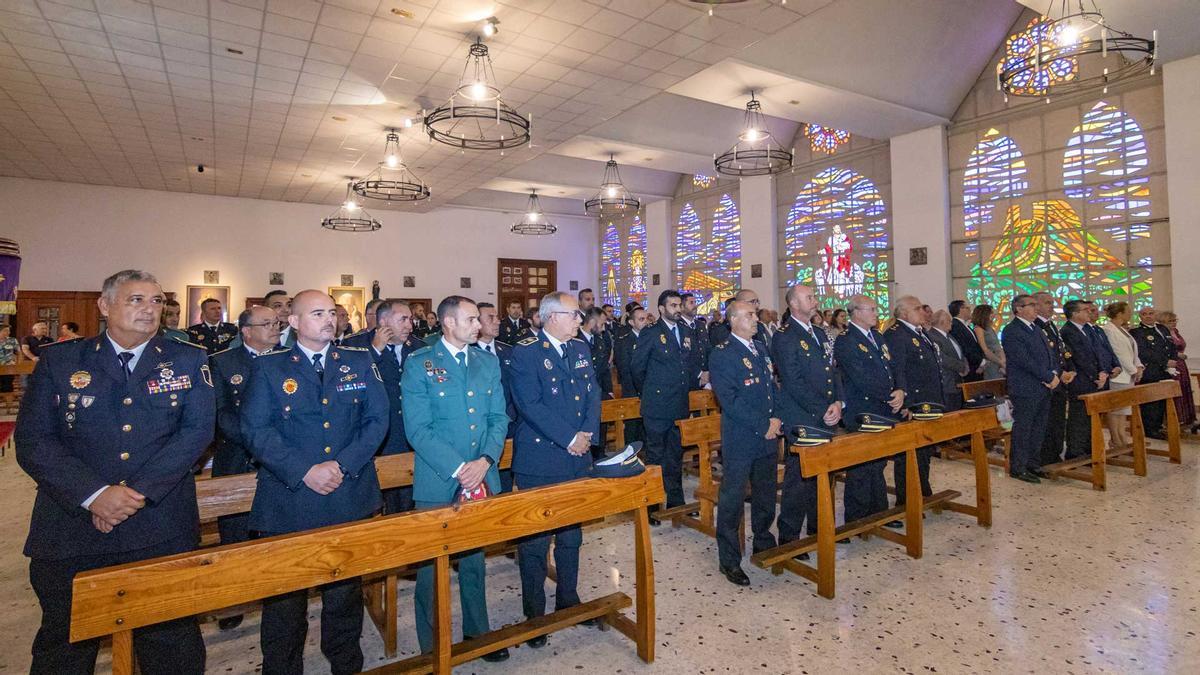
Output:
[601, 303, 613, 311]
[1064, 299, 1087, 318]
[365, 298, 383, 318]
[657, 289, 681, 309]
[237, 308, 255, 328]
[524, 306, 539, 320]
[437, 295, 476, 322]
[1011, 294, 1035, 313]
[164, 298, 180, 308]
[680, 292, 695, 302]
[63, 321, 79, 332]
[624, 301, 641, 314]
[264, 289, 288, 303]
[585, 307, 605, 324]
[578, 288, 593, 296]
[375, 299, 410, 323]
[200, 297, 220, 309]
[507, 299, 522, 307]
[477, 302, 495, 311]
[949, 299, 967, 317]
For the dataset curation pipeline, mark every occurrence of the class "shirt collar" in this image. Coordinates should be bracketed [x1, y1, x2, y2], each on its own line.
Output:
[899, 319, 921, 333]
[1018, 317, 1037, 329]
[205, 321, 221, 329]
[106, 333, 151, 371]
[440, 336, 469, 363]
[852, 322, 875, 339]
[295, 341, 330, 363]
[476, 338, 494, 349]
[544, 330, 568, 355]
[732, 333, 757, 352]
[1071, 320, 1088, 331]
[933, 327, 949, 338]
[790, 315, 813, 332]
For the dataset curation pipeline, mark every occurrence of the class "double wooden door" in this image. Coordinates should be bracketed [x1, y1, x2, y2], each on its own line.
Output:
[14, 290, 102, 337]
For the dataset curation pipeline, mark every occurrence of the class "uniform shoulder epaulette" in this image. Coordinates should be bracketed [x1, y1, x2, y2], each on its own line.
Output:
[338, 345, 368, 352]
[259, 347, 291, 357]
[571, 336, 585, 343]
[408, 344, 433, 357]
[210, 346, 236, 358]
[777, 320, 789, 332]
[40, 337, 82, 350]
[173, 339, 208, 350]
[496, 339, 512, 348]
[714, 341, 727, 349]
[516, 336, 538, 347]
[345, 328, 368, 338]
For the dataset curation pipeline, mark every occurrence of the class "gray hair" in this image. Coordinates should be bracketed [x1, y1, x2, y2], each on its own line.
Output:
[846, 294, 874, 316]
[892, 295, 920, 319]
[101, 269, 159, 302]
[375, 299, 410, 322]
[538, 291, 574, 324]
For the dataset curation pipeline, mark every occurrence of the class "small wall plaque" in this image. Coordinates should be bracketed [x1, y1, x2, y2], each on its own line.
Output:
[750, 264, 762, 279]
[652, 273, 660, 285]
[269, 272, 284, 285]
[460, 277, 471, 289]
[341, 274, 354, 286]
[403, 276, 415, 288]
[203, 270, 219, 284]
[569, 280, 579, 291]
[909, 247, 928, 266]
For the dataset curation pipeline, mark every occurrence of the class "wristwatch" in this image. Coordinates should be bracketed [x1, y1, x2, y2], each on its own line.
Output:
[482, 455, 495, 467]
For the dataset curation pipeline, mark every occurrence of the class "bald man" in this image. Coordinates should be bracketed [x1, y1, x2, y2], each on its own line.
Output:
[709, 289, 770, 347]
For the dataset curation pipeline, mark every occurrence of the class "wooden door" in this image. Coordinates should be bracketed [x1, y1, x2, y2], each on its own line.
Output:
[15, 291, 103, 338]
[498, 259, 557, 311]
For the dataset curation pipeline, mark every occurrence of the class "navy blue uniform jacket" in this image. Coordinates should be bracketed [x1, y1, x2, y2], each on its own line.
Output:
[631, 319, 701, 420]
[1060, 322, 1105, 396]
[710, 338, 778, 463]
[884, 321, 944, 406]
[368, 335, 424, 456]
[210, 345, 257, 476]
[770, 318, 842, 428]
[834, 325, 897, 431]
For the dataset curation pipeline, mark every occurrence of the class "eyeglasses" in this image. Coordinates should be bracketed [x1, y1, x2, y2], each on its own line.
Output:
[550, 311, 578, 318]
[246, 321, 280, 328]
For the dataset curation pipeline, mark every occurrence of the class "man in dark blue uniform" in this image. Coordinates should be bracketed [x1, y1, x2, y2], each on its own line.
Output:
[1002, 294, 1061, 482]
[1132, 306, 1177, 439]
[614, 306, 648, 444]
[499, 299, 529, 345]
[208, 304, 280, 630]
[475, 301, 517, 493]
[241, 289, 388, 675]
[1061, 299, 1108, 461]
[771, 285, 841, 558]
[580, 307, 614, 458]
[632, 289, 702, 515]
[884, 295, 943, 507]
[835, 295, 905, 523]
[709, 289, 770, 347]
[16, 269, 213, 675]
[510, 291, 602, 646]
[1034, 292, 1071, 465]
[264, 290, 296, 348]
[187, 297, 238, 355]
[680, 292, 711, 374]
[710, 300, 781, 586]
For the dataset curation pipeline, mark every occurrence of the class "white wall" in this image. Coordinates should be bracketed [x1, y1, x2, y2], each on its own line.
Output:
[738, 174, 780, 307]
[890, 125, 951, 306]
[1165, 55, 1200, 355]
[0, 177, 598, 311]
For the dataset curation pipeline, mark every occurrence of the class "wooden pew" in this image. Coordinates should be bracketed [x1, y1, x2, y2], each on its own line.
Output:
[72, 468, 666, 675]
[0, 360, 36, 419]
[1043, 380, 1182, 490]
[600, 397, 641, 452]
[682, 389, 719, 476]
[956, 378, 1010, 471]
[908, 407, 999, 527]
[749, 424, 961, 599]
[672, 414, 720, 537]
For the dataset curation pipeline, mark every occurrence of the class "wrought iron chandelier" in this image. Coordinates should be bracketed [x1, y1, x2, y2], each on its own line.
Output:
[511, 190, 557, 235]
[997, 1, 1157, 100]
[714, 92, 793, 176]
[322, 181, 382, 232]
[424, 38, 531, 152]
[584, 155, 641, 216]
[352, 129, 431, 202]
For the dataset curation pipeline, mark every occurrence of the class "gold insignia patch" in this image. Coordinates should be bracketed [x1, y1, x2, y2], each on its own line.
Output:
[230, 374, 243, 385]
[858, 343, 869, 353]
[912, 338, 920, 347]
[743, 357, 753, 369]
[800, 340, 809, 351]
[69, 371, 91, 389]
[282, 378, 298, 395]
[544, 358, 553, 370]
[660, 333, 667, 345]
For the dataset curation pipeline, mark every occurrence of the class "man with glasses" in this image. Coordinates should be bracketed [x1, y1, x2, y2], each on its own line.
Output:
[709, 289, 770, 348]
[1003, 294, 1061, 483]
[208, 304, 280, 630]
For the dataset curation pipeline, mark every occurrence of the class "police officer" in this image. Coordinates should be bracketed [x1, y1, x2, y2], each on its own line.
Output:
[187, 297, 238, 354]
[475, 302, 516, 440]
[836, 295, 904, 524]
[771, 285, 841, 559]
[16, 269, 213, 675]
[499, 299, 529, 344]
[339, 300, 381, 350]
[1034, 292, 1072, 465]
[241, 290, 388, 675]
[160, 297, 192, 344]
[1003, 295, 1061, 483]
[614, 306, 648, 444]
[209, 304, 279, 630]
[1132, 306, 1177, 439]
[516, 306, 542, 341]
[632, 289, 702, 517]
[680, 292, 711, 375]
[401, 296, 510, 663]
[510, 291, 602, 646]
[884, 295, 942, 508]
[709, 289, 770, 347]
[710, 300, 781, 586]
[264, 290, 295, 348]
[580, 307, 613, 458]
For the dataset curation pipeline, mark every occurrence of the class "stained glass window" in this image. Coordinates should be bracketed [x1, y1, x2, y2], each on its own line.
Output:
[1063, 101, 1151, 239]
[782, 167, 891, 309]
[963, 129, 1028, 238]
[674, 194, 741, 314]
[692, 174, 714, 189]
[804, 124, 851, 154]
[626, 216, 647, 307]
[999, 16, 1078, 97]
[600, 221, 621, 309]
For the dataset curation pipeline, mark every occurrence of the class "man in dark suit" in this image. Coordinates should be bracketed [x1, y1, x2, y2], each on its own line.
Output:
[928, 310, 969, 411]
[632, 290, 702, 515]
[208, 304, 280, 630]
[613, 306, 648, 445]
[884, 295, 943, 506]
[710, 300, 781, 586]
[187, 297, 238, 354]
[1033, 292, 1071, 465]
[16, 269, 213, 675]
[835, 295, 905, 523]
[1002, 294, 1061, 482]
[1061, 299, 1109, 460]
[241, 290, 388, 675]
[509, 291, 602, 646]
[949, 299, 985, 381]
[771, 285, 841, 559]
[1132, 306, 1178, 439]
[499, 299, 529, 344]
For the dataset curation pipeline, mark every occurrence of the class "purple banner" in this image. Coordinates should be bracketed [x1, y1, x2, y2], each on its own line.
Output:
[0, 252, 20, 315]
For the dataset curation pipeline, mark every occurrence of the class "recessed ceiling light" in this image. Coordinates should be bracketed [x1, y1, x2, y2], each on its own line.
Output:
[190, 136, 205, 141]
[789, 100, 800, 105]
[331, 115, 347, 121]
[390, 8, 413, 18]
[225, 47, 244, 55]
[301, 173, 312, 177]
[643, 157, 652, 161]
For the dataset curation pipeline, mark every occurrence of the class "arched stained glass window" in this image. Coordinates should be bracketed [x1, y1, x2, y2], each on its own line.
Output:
[600, 221, 621, 309]
[963, 129, 1028, 237]
[674, 196, 742, 314]
[626, 215, 647, 307]
[1063, 101, 1151, 239]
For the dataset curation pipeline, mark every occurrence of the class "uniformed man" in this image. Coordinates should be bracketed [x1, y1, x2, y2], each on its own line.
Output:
[333, 303, 352, 343]
[835, 295, 904, 524]
[160, 297, 192, 344]
[516, 306, 543, 341]
[884, 295, 942, 508]
[632, 290, 702, 517]
[264, 290, 295, 348]
[771, 285, 841, 559]
[1132, 306, 1176, 440]
[614, 306, 648, 445]
[209, 304, 280, 630]
[510, 291, 602, 646]
[364, 298, 383, 332]
[680, 292, 711, 378]
[709, 289, 770, 347]
[474, 302, 516, 439]
[362, 299, 423, 513]
[601, 303, 616, 331]
[411, 303, 431, 338]
[710, 300, 782, 586]
[1060, 299, 1108, 462]
[1034, 291, 1072, 465]
[241, 290, 388, 675]
[401, 296, 509, 663]
[16, 269, 213, 674]
[499, 299, 529, 344]
[187, 297, 238, 354]
[1003, 295, 1061, 483]
[579, 307, 613, 458]
[578, 287, 596, 312]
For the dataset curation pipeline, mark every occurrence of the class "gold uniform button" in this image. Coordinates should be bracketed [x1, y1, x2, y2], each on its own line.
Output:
[323, 421, 330, 428]
[170, 401, 178, 407]
[68, 403, 76, 410]
[169, 393, 177, 400]
[574, 395, 580, 401]
[322, 398, 329, 405]
[122, 424, 132, 432]
[123, 397, 132, 405]
[118, 480, 127, 486]
[119, 452, 130, 460]
[324, 446, 332, 454]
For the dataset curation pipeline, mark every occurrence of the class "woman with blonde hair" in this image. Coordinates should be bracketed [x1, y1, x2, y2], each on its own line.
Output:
[1101, 301, 1144, 450]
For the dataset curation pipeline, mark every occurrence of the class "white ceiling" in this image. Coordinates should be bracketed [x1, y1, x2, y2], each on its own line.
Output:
[0, 0, 1193, 218]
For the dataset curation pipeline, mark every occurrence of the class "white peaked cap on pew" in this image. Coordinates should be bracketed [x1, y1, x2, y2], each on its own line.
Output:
[594, 442, 646, 478]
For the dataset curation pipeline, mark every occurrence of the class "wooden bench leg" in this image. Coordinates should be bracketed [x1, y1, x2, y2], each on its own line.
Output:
[1165, 396, 1182, 464]
[815, 470, 835, 599]
[1089, 414, 1107, 490]
[111, 629, 134, 675]
[1130, 405, 1148, 476]
[433, 555, 452, 674]
[903, 449, 922, 559]
[971, 430, 992, 527]
[634, 505, 655, 663]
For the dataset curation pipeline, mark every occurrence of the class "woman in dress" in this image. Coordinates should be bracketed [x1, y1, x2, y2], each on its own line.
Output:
[972, 304, 1005, 380]
[1158, 311, 1195, 428]
[1102, 302, 1144, 450]
[825, 309, 849, 341]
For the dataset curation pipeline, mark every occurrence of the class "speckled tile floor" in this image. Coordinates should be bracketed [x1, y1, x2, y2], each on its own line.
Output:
[1, 435, 1198, 674]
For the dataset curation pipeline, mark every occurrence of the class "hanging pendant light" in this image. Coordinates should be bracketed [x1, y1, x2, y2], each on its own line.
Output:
[511, 190, 557, 235]
[353, 129, 431, 202]
[714, 92, 793, 176]
[584, 155, 640, 216]
[322, 181, 382, 232]
[424, 38, 531, 151]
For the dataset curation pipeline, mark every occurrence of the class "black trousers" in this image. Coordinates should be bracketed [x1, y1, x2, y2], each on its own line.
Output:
[256, 532, 363, 675]
[643, 416, 685, 508]
[944, 391, 964, 412]
[515, 471, 586, 619]
[622, 418, 645, 448]
[892, 446, 934, 506]
[717, 454, 778, 568]
[1141, 399, 1166, 435]
[1010, 391, 1050, 474]
[382, 485, 415, 514]
[777, 452, 818, 542]
[843, 460, 888, 523]
[1065, 396, 1092, 459]
[29, 536, 205, 675]
[1041, 388, 1068, 465]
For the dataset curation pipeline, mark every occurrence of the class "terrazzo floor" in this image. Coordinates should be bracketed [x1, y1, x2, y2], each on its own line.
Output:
[1, 435, 1198, 674]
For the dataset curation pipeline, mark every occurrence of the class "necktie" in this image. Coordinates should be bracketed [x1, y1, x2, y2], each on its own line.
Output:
[560, 344, 569, 362]
[484, 343, 493, 354]
[454, 351, 467, 370]
[118, 351, 134, 381]
[312, 353, 324, 380]
[672, 324, 680, 346]
[867, 331, 878, 350]
[748, 341, 758, 357]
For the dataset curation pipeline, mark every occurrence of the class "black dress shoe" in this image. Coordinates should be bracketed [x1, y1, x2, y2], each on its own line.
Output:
[883, 520, 903, 529]
[1009, 471, 1041, 484]
[720, 565, 751, 586]
[1148, 431, 1168, 441]
[836, 538, 850, 545]
[525, 635, 548, 649]
[580, 617, 601, 628]
[481, 647, 510, 662]
[1029, 467, 1049, 479]
[793, 552, 810, 562]
[217, 615, 243, 631]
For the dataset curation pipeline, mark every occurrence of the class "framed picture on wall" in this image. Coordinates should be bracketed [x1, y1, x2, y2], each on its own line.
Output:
[185, 285, 230, 325]
[328, 286, 366, 332]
